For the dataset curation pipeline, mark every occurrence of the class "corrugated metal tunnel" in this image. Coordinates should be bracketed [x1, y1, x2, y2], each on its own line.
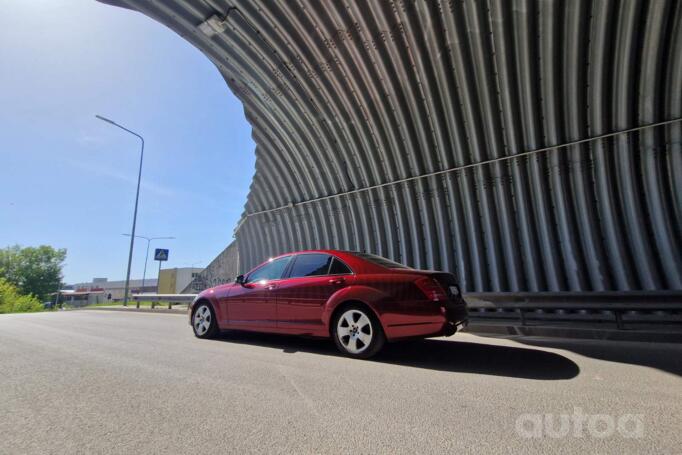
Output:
[101, 0, 682, 293]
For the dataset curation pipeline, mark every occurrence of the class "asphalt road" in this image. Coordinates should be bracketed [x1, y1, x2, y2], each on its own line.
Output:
[1, 311, 680, 454]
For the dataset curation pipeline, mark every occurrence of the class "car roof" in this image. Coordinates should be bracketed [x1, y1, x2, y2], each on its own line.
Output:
[263, 249, 392, 274]
[269, 249, 346, 258]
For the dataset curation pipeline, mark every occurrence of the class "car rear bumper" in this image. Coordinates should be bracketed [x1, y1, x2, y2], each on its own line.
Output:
[383, 298, 468, 340]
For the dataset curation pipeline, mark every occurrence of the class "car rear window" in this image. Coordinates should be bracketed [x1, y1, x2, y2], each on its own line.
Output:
[350, 252, 411, 269]
[329, 257, 352, 275]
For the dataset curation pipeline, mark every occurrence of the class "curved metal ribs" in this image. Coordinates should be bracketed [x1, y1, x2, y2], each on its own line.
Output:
[101, 0, 682, 293]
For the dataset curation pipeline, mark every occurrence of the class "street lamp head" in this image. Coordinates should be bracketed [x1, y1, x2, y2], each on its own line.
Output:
[121, 234, 175, 241]
[95, 114, 116, 125]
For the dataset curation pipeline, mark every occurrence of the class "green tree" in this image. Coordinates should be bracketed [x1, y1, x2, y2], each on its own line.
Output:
[0, 245, 66, 301]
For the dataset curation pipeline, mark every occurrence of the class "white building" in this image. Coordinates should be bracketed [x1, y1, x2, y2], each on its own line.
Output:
[69, 277, 158, 301]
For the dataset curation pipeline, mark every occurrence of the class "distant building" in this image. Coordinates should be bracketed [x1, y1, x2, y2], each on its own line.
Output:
[69, 277, 158, 301]
[158, 268, 204, 294]
[55, 290, 106, 307]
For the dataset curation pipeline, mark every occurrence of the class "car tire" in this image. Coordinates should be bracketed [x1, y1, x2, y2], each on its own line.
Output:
[332, 304, 385, 359]
[192, 302, 218, 339]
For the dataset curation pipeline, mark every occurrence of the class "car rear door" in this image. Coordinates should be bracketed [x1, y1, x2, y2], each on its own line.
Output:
[275, 254, 353, 334]
[228, 255, 292, 329]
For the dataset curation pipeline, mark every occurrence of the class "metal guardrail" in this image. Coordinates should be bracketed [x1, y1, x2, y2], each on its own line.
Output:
[465, 291, 682, 330]
[129, 291, 682, 330]
[131, 294, 196, 310]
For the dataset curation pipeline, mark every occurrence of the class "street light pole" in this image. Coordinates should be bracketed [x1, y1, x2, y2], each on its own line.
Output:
[96, 114, 144, 307]
[142, 239, 151, 288]
[121, 234, 175, 297]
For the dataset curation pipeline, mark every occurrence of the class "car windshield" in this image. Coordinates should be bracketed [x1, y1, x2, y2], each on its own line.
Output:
[350, 252, 411, 269]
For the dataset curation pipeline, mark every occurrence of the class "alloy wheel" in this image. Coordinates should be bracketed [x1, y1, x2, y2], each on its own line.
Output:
[194, 304, 212, 336]
[336, 309, 373, 354]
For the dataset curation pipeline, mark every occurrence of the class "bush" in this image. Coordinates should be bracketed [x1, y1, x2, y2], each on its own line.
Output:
[0, 278, 43, 314]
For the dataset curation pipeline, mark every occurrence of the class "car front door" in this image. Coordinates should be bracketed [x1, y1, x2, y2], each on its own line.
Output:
[228, 255, 292, 329]
[276, 254, 353, 334]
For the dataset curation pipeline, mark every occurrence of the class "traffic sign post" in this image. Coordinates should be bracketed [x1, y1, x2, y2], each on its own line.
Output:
[154, 249, 169, 295]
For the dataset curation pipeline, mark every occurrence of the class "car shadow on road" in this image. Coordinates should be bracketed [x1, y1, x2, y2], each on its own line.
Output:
[483, 335, 682, 377]
[213, 331, 579, 380]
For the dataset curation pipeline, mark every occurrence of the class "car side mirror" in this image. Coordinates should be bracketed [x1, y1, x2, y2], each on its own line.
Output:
[235, 275, 245, 286]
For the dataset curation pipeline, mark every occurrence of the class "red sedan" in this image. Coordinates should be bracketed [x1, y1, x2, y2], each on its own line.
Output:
[189, 250, 468, 358]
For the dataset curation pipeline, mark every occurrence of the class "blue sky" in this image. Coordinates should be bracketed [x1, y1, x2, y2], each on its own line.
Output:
[0, 0, 256, 283]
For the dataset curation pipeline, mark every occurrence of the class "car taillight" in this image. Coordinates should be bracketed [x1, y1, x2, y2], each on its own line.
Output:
[415, 277, 447, 302]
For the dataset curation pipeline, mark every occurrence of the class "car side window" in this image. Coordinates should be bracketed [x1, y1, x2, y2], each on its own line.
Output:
[288, 254, 333, 278]
[245, 256, 291, 283]
[329, 257, 352, 275]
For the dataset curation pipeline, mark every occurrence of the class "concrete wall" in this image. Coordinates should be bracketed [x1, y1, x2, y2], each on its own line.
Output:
[182, 242, 239, 293]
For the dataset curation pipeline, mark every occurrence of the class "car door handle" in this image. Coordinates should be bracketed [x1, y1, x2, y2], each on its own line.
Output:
[328, 278, 345, 285]
[266, 284, 277, 290]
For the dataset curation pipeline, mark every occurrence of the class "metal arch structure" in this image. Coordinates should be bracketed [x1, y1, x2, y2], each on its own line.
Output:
[100, 0, 682, 294]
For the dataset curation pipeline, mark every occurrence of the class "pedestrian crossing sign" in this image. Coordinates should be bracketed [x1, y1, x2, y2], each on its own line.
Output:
[154, 248, 169, 261]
